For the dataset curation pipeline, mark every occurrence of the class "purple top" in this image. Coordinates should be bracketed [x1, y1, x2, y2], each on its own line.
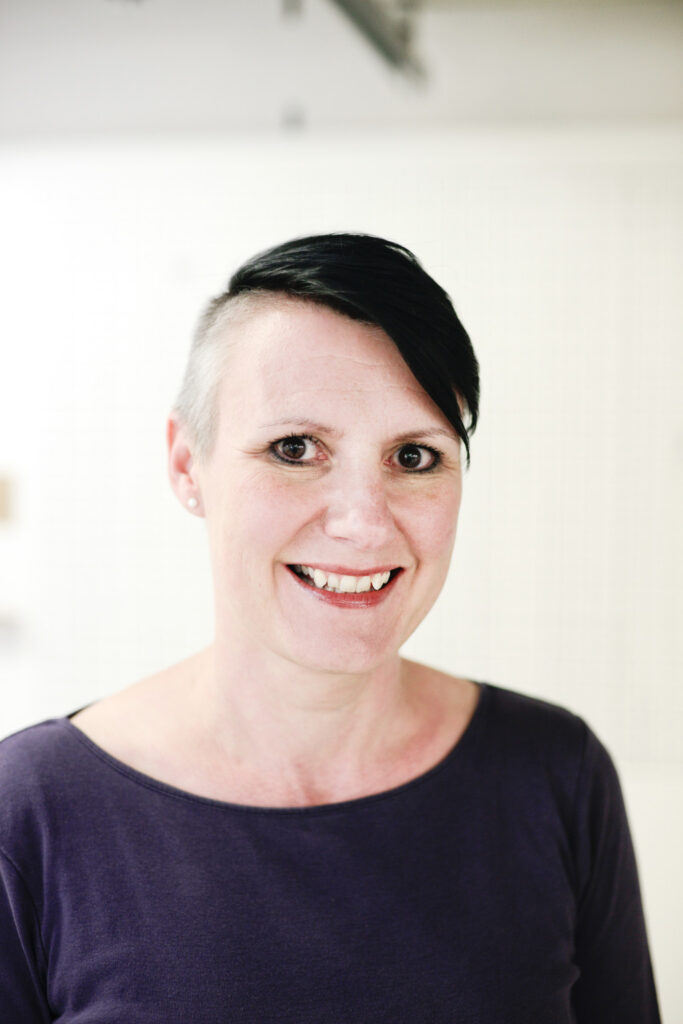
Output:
[0, 683, 660, 1023]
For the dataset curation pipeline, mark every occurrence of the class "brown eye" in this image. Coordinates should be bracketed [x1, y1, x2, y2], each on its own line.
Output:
[278, 438, 307, 460]
[271, 436, 318, 464]
[396, 444, 435, 470]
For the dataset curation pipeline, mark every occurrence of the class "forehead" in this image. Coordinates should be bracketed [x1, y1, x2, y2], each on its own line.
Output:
[217, 297, 430, 411]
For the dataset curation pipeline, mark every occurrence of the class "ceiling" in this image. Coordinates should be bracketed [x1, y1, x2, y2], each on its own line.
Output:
[0, 0, 682, 138]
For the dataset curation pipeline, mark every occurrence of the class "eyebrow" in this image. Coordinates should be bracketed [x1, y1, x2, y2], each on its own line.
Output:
[258, 419, 459, 444]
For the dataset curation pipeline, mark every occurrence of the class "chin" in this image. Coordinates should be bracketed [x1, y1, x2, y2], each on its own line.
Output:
[289, 637, 398, 677]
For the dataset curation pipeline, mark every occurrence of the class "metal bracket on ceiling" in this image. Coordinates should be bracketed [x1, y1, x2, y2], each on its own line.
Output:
[327, 0, 426, 81]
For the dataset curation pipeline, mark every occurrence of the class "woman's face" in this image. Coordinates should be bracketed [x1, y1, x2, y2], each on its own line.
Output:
[177, 298, 463, 676]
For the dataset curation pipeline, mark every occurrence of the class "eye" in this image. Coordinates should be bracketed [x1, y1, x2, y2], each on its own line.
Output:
[393, 443, 440, 472]
[270, 434, 319, 464]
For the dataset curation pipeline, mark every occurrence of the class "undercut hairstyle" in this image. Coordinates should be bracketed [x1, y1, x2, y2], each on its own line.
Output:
[173, 232, 480, 468]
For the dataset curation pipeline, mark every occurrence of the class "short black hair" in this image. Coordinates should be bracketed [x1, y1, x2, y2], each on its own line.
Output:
[225, 233, 480, 467]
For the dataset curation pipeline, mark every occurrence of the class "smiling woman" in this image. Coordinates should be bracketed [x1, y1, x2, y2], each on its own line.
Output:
[0, 234, 660, 1022]
[168, 293, 466, 682]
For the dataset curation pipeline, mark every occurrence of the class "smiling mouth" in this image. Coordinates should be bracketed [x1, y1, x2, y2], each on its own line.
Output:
[288, 565, 403, 595]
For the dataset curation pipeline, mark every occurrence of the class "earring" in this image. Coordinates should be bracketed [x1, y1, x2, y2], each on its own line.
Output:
[188, 497, 198, 509]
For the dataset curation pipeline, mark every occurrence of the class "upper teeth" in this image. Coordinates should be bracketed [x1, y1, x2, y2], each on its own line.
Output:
[296, 566, 392, 593]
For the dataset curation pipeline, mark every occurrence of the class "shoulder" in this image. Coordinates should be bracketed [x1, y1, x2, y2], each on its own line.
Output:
[477, 683, 613, 822]
[0, 717, 77, 794]
[483, 682, 630, 832]
[485, 683, 619, 785]
[0, 719, 86, 860]
[483, 681, 590, 761]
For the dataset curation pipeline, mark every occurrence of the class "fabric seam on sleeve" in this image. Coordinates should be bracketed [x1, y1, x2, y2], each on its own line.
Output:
[0, 843, 49, 974]
[568, 718, 590, 904]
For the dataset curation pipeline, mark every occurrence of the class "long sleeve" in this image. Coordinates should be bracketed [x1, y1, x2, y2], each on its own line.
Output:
[0, 848, 52, 1023]
[570, 728, 661, 1023]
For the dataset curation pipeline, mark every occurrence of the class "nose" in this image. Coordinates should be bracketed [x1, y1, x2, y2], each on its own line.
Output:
[322, 468, 397, 550]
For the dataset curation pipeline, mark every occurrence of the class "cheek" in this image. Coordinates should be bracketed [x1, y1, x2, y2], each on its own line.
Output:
[218, 472, 316, 552]
[402, 481, 461, 562]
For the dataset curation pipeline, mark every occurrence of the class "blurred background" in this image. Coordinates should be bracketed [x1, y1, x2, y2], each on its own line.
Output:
[0, 0, 681, 1015]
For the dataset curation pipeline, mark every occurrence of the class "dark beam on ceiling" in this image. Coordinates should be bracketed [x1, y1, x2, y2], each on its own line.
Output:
[328, 0, 426, 80]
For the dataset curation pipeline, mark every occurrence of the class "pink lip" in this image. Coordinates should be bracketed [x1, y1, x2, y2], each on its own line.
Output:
[285, 565, 403, 608]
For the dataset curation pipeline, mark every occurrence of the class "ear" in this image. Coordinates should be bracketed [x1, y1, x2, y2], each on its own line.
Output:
[167, 413, 203, 516]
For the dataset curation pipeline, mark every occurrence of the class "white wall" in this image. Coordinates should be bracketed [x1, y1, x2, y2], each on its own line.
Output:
[0, 126, 681, 1017]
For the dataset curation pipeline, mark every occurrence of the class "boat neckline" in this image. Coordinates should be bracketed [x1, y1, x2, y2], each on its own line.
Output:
[57, 680, 491, 816]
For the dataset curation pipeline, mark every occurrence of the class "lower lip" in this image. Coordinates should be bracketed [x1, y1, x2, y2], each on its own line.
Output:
[285, 566, 402, 608]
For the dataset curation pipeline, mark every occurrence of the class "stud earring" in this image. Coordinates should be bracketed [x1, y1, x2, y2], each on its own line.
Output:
[188, 497, 198, 509]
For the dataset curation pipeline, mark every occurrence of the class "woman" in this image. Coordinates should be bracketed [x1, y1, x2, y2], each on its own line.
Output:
[0, 233, 660, 1021]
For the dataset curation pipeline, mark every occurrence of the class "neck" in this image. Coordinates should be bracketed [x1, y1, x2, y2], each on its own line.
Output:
[188, 638, 422, 800]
